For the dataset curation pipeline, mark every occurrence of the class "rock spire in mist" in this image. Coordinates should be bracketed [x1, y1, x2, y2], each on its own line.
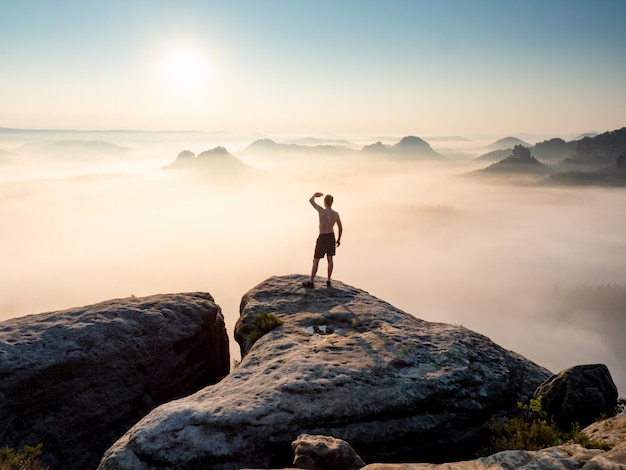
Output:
[480, 145, 550, 174]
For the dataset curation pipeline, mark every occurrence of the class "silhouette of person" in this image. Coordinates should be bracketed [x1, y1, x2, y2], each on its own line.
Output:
[302, 192, 343, 288]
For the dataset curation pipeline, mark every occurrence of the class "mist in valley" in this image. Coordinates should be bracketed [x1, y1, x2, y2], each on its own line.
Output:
[1, 131, 625, 395]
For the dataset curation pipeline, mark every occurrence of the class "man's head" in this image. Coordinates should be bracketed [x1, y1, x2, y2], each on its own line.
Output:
[324, 194, 334, 208]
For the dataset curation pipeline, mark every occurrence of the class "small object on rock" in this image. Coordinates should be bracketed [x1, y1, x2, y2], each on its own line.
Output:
[292, 434, 365, 470]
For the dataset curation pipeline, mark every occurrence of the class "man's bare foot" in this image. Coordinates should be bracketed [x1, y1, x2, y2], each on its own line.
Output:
[302, 280, 314, 288]
[326, 280, 331, 288]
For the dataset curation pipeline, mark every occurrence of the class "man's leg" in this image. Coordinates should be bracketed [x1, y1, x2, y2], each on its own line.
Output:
[327, 255, 333, 283]
[309, 258, 320, 282]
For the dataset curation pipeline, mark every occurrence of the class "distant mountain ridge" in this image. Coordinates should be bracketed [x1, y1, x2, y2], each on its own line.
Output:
[362, 135, 445, 160]
[168, 146, 245, 170]
[242, 138, 350, 155]
[242, 135, 447, 160]
[16, 140, 133, 157]
[473, 127, 626, 186]
[562, 127, 626, 167]
[477, 137, 576, 162]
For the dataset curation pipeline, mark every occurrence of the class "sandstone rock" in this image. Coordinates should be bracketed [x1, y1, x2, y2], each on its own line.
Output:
[535, 364, 618, 428]
[292, 434, 365, 470]
[99, 275, 551, 470]
[0, 292, 229, 470]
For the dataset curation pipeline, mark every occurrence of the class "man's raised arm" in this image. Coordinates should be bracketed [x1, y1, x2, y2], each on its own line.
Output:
[309, 192, 323, 209]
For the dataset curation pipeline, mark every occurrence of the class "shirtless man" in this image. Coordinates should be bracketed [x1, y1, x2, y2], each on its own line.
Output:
[302, 192, 343, 288]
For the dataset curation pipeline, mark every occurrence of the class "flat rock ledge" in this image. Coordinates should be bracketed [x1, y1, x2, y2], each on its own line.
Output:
[99, 275, 551, 470]
[0, 292, 229, 470]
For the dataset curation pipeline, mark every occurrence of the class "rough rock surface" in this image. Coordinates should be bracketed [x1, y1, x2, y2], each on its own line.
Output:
[292, 434, 366, 470]
[99, 275, 551, 470]
[358, 415, 626, 469]
[536, 364, 619, 428]
[0, 292, 229, 470]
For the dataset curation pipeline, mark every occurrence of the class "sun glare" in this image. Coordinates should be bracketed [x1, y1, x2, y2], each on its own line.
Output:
[162, 48, 211, 94]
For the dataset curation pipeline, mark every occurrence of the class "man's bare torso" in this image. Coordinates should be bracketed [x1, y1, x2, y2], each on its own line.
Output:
[318, 207, 340, 234]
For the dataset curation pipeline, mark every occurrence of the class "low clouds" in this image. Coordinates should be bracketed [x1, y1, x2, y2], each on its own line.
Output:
[1, 134, 625, 394]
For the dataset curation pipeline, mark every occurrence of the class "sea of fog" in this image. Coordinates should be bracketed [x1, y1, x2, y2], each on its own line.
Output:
[1, 131, 625, 396]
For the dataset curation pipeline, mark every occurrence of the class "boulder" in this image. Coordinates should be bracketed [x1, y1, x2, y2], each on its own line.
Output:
[99, 275, 551, 470]
[535, 364, 618, 428]
[0, 292, 229, 470]
[292, 434, 365, 470]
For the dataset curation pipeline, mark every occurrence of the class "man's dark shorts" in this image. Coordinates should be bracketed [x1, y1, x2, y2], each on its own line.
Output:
[314, 233, 336, 259]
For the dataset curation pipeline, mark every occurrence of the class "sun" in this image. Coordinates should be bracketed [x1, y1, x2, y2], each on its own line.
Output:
[161, 48, 211, 94]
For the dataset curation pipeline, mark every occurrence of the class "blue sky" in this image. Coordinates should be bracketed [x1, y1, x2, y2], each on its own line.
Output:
[1, 0, 625, 137]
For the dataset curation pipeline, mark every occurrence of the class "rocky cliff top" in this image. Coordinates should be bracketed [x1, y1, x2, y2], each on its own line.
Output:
[99, 275, 551, 470]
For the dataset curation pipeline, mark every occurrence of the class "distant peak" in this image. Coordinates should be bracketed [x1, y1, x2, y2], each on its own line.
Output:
[198, 146, 229, 156]
[486, 136, 530, 150]
[250, 139, 278, 146]
[392, 136, 433, 152]
[176, 150, 195, 159]
[396, 135, 428, 145]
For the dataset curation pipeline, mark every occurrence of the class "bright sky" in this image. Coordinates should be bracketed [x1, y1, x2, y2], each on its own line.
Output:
[1, 0, 625, 137]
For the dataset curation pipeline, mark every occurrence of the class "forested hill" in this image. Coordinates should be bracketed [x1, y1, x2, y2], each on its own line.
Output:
[565, 127, 626, 165]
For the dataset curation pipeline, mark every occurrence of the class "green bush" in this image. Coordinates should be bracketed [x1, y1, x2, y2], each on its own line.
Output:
[247, 312, 284, 346]
[569, 422, 612, 450]
[480, 396, 612, 456]
[0, 443, 48, 470]
[485, 397, 566, 453]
